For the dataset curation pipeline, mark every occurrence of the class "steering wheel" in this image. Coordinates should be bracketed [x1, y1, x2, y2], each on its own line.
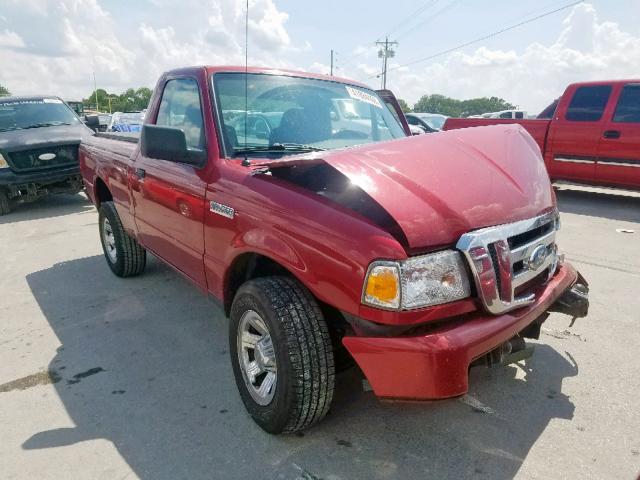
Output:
[252, 116, 271, 140]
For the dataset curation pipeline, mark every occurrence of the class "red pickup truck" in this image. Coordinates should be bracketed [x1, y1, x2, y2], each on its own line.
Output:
[444, 80, 640, 190]
[80, 66, 589, 434]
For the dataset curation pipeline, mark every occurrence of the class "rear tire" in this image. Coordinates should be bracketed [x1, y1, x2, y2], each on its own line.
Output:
[98, 201, 146, 277]
[0, 189, 11, 216]
[229, 276, 335, 434]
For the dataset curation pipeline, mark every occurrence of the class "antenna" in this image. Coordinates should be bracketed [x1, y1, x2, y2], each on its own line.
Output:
[242, 0, 251, 167]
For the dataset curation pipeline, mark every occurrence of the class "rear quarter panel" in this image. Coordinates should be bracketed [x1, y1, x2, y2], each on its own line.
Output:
[79, 136, 138, 236]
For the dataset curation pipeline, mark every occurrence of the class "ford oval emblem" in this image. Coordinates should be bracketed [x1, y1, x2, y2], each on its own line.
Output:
[38, 153, 57, 161]
[527, 244, 548, 271]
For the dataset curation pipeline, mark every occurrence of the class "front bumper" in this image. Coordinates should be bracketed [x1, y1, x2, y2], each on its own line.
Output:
[0, 164, 80, 187]
[0, 166, 82, 201]
[342, 262, 585, 400]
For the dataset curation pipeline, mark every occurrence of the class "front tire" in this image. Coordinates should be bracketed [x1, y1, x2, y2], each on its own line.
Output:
[98, 201, 146, 277]
[229, 276, 335, 434]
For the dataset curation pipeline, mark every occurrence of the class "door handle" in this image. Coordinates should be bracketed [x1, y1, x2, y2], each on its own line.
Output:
[603, 130, 621, 139]
[135, 168, 146, 179]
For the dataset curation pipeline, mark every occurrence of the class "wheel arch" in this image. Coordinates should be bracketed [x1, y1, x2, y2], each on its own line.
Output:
[94, 176, 112, 208]
[222, 250, 352, 348]
[223, 252, 297, 317]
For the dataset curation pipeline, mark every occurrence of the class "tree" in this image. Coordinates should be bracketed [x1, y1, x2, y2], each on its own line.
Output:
[83, 86, 153, 113]
[397, 98, 411, 113]
[413, 94, 461, 116]
[460, 96, 517, 117]
[0, 84, 11, 97]
[413, 94, 516, 117]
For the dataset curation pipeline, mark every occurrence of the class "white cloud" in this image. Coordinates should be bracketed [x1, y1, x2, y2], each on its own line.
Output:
[349, 3, 640, 114]
[0, 0, 293, 99]
[0, 0, 638, 117]
[0, 30, 25, 49]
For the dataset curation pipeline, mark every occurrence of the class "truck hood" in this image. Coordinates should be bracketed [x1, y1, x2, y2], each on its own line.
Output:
[263, 124, 554, 250]
[0, 123, 93, 152]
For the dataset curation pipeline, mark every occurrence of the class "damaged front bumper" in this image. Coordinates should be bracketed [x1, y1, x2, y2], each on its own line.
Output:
[0, 165, 82, 202]
[342, 262, 588, 400]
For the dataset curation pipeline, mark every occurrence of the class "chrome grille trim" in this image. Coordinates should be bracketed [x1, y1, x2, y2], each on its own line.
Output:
[456, 210, 559, 315]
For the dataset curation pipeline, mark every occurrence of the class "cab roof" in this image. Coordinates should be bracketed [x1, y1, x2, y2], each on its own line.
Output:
[163, 65, 372, 90]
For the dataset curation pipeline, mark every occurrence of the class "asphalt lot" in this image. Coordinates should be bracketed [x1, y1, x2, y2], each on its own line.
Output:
[1, 187, 639, 480]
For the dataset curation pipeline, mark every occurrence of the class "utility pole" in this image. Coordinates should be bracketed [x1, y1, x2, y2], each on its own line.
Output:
[92, 71, 99, 112]
[330, 49, 334, 75]
[376, 37, 397, 89]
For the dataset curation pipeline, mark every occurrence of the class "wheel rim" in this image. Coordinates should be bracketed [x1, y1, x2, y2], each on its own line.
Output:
[102, 217, 117, 263]
[237, 310, 277, 406]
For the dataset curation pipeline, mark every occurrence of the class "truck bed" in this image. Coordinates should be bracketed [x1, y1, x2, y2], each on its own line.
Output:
[443, 118, 551, 153]
[82, 132, 138, 159]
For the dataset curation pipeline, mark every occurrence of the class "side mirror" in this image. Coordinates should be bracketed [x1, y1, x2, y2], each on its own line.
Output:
[84, 115, 100, 130]
[141, 125, 206, 166]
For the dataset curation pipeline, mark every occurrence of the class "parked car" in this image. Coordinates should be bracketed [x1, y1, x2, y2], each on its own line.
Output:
[79, 66, 589, 434]
[469, 110, 527, 119]
[0, 96, 92, 214]
[107, 111, 145, 132]
[66, 100, 85, 116]
[444, 80, 640, 189]
[406, 112, 448, 132]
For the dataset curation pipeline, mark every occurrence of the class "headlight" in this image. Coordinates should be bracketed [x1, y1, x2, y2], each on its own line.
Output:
[362, 250, 471, 310]
[0, 153, 8, 169]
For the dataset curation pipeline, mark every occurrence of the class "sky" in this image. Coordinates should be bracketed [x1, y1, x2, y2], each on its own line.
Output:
[1, 0, 639, 114]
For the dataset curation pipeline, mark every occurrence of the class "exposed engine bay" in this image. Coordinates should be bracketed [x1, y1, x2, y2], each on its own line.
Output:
[265, 162, 409, 247]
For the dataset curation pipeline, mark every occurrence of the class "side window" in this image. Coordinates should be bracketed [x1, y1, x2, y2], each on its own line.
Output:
[515, 111, 524, 119]
[499, 112, 511, 119]
[156, 78, 204, 149]
[613, 84, 640, 123]
[565, 85, 611, 122]
[407, 116, 419, 125]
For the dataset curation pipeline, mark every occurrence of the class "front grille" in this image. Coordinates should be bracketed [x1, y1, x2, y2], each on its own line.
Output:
[6, 144, 78, 171]
[456, 211, 559, 315]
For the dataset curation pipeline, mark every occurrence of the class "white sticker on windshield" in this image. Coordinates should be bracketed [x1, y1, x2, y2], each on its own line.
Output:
[345, 86, 382, 109]
[43, 98, 63, 104]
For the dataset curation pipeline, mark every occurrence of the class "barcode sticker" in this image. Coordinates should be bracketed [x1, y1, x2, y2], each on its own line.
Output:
[345, 86, 382, 109]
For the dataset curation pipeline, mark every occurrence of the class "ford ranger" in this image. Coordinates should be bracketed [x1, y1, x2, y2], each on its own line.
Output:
[0, 96, 92, 214]
[444, 80, 640, 190]
[79, 66, 589, 434]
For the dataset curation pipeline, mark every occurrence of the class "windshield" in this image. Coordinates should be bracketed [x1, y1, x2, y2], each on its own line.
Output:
[416, 114, 446, 130]
[0, 98, 80, 132]
[112, 112, 144, 125]
[213, 73, 406, 157]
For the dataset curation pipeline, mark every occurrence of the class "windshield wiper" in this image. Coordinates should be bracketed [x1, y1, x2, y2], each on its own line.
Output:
[23, 122, 73, 129]
[233, 143, 326, 155]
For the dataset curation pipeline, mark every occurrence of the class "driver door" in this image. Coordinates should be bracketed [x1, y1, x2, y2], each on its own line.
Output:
[130, 77, 208, 288]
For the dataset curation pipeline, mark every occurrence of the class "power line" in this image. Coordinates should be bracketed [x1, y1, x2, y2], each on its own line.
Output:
[394, 0, 461, 42]
[382, 0, 438, 38]
[366, 0, 582, 79]
[339, 2, 437, 72]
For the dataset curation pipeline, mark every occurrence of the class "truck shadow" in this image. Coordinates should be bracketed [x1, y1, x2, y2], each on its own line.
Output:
[556, 188, 640, 224]
[0, 193, 93, 225]
[23, 255, 577, 480]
